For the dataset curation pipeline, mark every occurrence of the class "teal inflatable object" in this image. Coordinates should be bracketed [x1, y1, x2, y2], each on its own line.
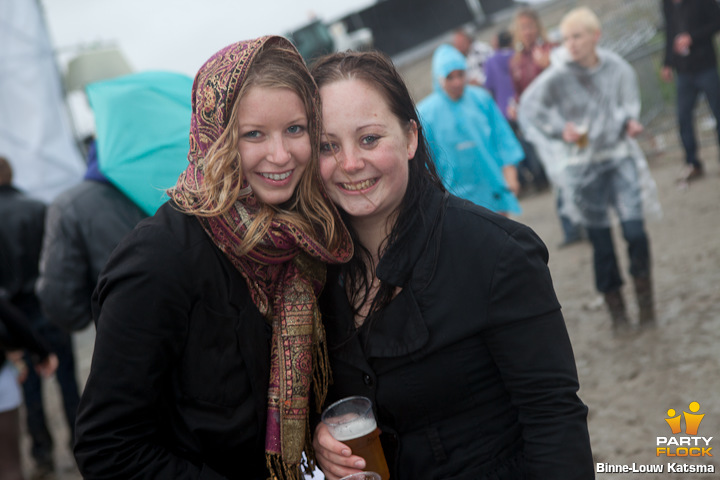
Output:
[86, 71, 193, 215]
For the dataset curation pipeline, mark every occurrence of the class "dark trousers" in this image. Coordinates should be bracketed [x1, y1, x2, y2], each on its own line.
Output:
[510, 120, 548, 190]
[676, 67, 720, 167]
[16, 295, 80, 466]
[557, 191, 584, 243]
[586, 220, 650, 293]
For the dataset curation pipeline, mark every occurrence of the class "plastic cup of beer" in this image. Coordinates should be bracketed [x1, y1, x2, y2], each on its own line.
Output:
[322, 396, 390, 480]
[340, 473, 382, 480]
[576, 124, 589, 149]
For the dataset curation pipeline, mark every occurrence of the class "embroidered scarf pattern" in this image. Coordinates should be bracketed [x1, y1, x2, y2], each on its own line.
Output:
[169, 36, 352, 479]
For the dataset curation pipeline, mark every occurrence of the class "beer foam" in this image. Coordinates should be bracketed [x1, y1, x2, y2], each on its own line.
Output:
[330, 416, 376, 441]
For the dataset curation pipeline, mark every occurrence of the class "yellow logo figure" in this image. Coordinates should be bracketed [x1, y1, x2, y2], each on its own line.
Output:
[684, 401, 705, 436]
[665, 401, 705, 435]
[665, 408, 682, 434]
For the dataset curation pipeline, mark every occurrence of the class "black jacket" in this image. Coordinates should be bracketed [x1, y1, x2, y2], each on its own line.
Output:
[1, 297, 52, 361]
[74, 202, 271, 480]
[36, 180, 146, 332]
[319, 188, 594, 479]
[0, 185, 46, 298]
[662, 0, 720, 73]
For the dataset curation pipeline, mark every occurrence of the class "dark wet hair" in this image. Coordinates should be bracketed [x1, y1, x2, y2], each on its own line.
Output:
[311, 50, 445, 321]
[498, 30, 513, 49]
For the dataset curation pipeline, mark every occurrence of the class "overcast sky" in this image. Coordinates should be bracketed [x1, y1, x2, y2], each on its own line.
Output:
[40, 0, 376, 77]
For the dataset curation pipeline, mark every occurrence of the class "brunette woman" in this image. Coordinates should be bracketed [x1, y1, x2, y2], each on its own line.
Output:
[311, 51, 594, 480]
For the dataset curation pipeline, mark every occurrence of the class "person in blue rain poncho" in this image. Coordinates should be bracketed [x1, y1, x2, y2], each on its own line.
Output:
[417, 44, 524, 216]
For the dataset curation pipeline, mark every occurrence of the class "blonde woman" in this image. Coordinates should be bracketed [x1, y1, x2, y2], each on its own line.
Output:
[74, 36, 352, 480]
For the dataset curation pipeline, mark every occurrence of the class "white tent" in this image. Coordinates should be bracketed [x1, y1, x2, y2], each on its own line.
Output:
[0, 0, 85, 203]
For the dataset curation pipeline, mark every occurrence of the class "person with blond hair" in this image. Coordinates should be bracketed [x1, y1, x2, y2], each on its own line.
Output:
[518, 7, 662, 333]
[74, 36, 352, 479]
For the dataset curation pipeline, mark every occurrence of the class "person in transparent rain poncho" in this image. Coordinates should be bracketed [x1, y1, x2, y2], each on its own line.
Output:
[517, 7, 662, 334]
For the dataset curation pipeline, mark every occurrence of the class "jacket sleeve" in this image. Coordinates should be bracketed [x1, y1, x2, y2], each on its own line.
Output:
[36, 199, 94, 332]
[73, 225, 227, 480]
[690, 0, 720, 45]
[474, 88, 524, 167]
[0, 297, 52, 359]
[484, 225, 594, 479]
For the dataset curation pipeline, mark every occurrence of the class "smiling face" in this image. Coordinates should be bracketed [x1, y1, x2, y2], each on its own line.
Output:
[236, 86, 311, 206]
[318, 78, 418, 228]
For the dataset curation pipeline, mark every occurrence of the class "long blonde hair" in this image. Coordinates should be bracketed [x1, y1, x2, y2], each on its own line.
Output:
[174, 40, 343, 256]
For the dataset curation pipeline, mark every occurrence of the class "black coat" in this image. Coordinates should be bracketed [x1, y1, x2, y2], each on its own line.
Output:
[662, 0, 720, 73]
[319, 188, 594, 480]
[0, 185, 46, 298]
[36, 180, 146, 332]
[74, 203, 271, 480]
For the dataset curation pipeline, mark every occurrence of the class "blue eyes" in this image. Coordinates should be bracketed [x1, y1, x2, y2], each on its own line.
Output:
[361, 135, 379, 145]
[320, 143, 338, 154]
[242, 125, 305, 139]
[319, 135, 380, 154]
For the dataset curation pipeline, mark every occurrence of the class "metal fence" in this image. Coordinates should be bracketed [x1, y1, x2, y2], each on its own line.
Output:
[594, 0, 667, 126]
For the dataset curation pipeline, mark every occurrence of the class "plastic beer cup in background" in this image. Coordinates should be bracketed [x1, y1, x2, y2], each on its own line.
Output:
[340, 472, 382, 480]
[321, 396, 390, 480]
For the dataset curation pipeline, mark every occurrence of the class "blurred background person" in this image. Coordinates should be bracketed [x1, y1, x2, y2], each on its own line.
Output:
[1, 297, 58, 480]
[0, 156, 80, 480]
[451, 27, 494, 87]
[660, 0, 720, 182]
[518, 7, 661, 333]
[418, 44, 523, 217]
[485, 29, 549, 197]
[36, 139, 147, 333]
[510, 7, 583, 247]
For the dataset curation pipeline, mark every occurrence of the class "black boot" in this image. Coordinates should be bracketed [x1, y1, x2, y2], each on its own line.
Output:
[604, 289, 631, 333]
[634, 275, 656, 327]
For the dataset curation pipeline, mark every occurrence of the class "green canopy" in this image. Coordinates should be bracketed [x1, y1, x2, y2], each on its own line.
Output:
[86, 71, 193, 215]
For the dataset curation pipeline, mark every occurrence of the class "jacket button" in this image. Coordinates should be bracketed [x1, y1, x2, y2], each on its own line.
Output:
[363, 374, 374, 387]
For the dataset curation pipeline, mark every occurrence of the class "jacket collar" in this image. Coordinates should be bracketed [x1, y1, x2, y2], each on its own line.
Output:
[375, 186, 446, 287]
[325, 187, 447, 360]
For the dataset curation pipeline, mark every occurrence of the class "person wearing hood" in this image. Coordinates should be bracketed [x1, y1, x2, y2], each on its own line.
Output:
[417, 44, 524, 217]
[518, 7, 662, 333]
[73, 36, 352, 480]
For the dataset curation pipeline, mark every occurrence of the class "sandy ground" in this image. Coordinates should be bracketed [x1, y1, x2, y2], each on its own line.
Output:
[19, 4, 720, 478]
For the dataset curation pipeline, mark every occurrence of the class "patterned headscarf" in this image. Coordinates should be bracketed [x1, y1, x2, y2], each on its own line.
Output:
[170, 36, 352, 479]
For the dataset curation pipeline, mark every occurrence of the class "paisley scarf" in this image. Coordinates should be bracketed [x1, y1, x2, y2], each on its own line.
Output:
[169, 36, 352, 479]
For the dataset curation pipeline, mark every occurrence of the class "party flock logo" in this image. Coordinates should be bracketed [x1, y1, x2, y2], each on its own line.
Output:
[656, 401, 712, 457]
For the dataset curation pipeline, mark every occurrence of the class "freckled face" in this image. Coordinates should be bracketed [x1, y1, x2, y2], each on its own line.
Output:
[236, 86, 310, 206]
[318, 79, 418, 227]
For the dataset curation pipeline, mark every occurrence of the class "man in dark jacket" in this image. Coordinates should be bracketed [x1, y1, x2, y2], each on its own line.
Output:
[661, 0, 720, 181]
[36, 141, 146, 332]
[0, 155, 81, 479]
